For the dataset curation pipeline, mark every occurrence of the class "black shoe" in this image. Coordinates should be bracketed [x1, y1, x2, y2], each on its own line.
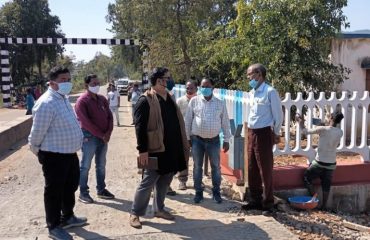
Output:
[262, 207, 276, 216]
[97, 189, 115, 199]
[241, 202, 263, 211]
[78, 193, 94, 204]
[60, 215, 87, 229]
[213, 192, 222, 204]
[194, 192, 204, 204]
[167, 187, 177, 196]
[48, 226, 73, 240]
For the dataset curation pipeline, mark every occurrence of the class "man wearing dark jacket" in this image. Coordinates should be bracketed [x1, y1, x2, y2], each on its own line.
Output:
[129, 67, 189, 229]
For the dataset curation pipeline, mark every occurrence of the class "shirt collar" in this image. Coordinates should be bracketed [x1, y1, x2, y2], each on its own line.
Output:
[252, 82, 267, 93]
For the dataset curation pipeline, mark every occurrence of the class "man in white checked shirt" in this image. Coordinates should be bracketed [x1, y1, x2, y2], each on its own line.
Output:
[28, 66, 87, 240]
[185, 78, 231, 204]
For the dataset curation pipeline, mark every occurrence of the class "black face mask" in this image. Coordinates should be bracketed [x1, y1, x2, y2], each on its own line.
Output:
[166, 78, 175, 91]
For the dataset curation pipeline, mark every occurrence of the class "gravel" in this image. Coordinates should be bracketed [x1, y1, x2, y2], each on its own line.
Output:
[242, 204, 370, 240]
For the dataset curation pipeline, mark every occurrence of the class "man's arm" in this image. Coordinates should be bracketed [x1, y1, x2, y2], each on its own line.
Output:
[135, 96, 150, 153]
[103, 96, 114, 141]
[116, 91, 120, 107]
[221, 101, 231, 142]
[74, 98, 105, 139]
[28, 103, 54, 154]
[297, 115, 324, 135]
[184, 98, 194, 141]
[269, 89, 283, 135]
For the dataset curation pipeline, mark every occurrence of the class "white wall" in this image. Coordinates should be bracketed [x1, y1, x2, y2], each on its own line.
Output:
[331, 38, 370, 92]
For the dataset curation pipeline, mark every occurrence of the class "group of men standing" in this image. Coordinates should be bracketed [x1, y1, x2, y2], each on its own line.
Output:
[28, 63, 286, 237]
[129, 64, 283, 228]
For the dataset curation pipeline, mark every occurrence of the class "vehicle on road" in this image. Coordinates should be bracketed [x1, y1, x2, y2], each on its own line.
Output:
[116, 77, 130, 95]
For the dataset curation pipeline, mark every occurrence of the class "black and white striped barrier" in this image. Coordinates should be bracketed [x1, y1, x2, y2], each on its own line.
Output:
[0, 37, 141, 107]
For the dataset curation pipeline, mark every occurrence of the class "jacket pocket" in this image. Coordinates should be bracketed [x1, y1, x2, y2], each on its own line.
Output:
[147, 130, 162, 151]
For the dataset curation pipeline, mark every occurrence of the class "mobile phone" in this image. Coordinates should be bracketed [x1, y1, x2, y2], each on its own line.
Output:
[311, 118, 322, 126]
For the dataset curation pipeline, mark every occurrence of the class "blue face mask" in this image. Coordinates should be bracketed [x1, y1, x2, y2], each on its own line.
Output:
[200, 87, 213, 97]
[249, 79, 258, 89]
[57, 82, 73, 95]
[166, 79, 175, 91]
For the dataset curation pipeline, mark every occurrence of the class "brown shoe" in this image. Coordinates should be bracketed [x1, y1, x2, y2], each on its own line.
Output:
[129, 215, 142, 229]
[154, 210, 175, 221]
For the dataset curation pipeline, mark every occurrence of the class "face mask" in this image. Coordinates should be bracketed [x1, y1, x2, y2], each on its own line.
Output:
[249, 79, 258, 89]
[200, 87, 212, 97]
[57, 82, 73, 95]
[166, 79, 175, 91]
[88, 85, 100, 94]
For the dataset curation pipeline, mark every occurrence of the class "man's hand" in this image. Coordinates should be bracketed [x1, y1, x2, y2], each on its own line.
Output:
[102, 135, 110, 144]
[273, 133, 280, 144]
[138, 152, 149, 167]
[29, 145, 39, 156]
[188, 140, 192, 148]
[223, 142, 229, 153]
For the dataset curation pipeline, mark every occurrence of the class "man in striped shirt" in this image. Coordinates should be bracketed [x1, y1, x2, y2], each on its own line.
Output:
[28, 66, 86, 240]
[185, 78, 231, 204]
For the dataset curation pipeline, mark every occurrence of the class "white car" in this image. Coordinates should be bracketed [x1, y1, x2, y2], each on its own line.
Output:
[116, 77, 130, 95]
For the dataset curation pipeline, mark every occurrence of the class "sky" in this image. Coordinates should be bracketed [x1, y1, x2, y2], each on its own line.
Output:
[0, 0, 369, 62]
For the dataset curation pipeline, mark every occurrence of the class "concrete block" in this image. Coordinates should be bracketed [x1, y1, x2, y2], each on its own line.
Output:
[0, 116, 32, 154]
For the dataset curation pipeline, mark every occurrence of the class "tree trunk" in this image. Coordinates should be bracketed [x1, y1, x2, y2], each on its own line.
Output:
[176, 0, 191, 81]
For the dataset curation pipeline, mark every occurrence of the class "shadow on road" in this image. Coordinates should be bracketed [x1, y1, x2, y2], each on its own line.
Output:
[93, 197, 133, 213]
[165, 186, 241, 213]
[70, 226, 114, 240]
[143, 215, 271, 239]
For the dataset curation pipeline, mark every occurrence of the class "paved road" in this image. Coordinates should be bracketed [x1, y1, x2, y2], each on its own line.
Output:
[0, 89, 298, 240]
[0, 107, 26, 123]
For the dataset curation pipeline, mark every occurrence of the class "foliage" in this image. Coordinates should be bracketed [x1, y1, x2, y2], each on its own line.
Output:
[71, 53, 125, 91]
[234, 0, 350, 95]
[107, 0, 350, 94]
[0, 0, 64, 86]
[107, 0, 237, 84]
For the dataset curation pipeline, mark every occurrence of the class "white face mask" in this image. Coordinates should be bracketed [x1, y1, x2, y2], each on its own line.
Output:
[88, 85, 100, 94]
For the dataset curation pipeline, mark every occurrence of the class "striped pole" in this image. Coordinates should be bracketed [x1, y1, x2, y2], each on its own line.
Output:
[0, 37, 140, 46]
[0, 37, 142, 108]
[0, 48, 11, 107]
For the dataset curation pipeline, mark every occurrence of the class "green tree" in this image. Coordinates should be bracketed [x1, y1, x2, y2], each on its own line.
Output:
[107, 0, 237, 83]
[0, 0, 64, 86]
[234, 0, 350, 94]
[71, 53, 121, 92]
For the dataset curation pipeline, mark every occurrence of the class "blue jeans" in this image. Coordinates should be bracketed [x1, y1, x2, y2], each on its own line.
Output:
[191, 135, 221, 193]
[79, 130, 108, 195]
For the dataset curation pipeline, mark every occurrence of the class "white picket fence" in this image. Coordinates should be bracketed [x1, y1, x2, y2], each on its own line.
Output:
[173, 85, 370, 163]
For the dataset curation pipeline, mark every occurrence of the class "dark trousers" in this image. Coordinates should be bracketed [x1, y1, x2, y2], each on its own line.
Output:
[38, 150, 80, 229]
[247, 127, 274, 208]
[303, 164, 334, 193]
